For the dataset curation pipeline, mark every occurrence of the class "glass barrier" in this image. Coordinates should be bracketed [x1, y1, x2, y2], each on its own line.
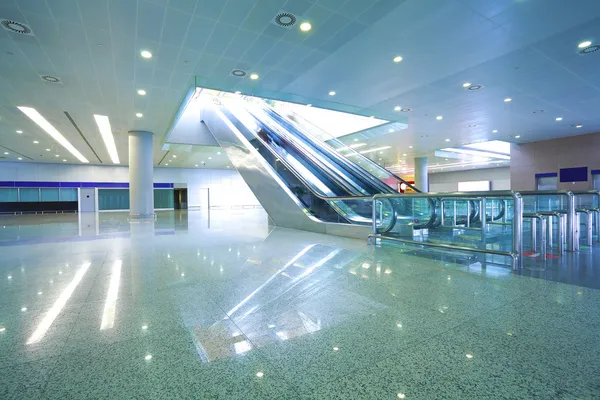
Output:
[0, 188, 18, 202]
[371, 192, 522, 269]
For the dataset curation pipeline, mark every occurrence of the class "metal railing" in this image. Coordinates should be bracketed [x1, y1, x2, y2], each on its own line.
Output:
[368, 191, 523, 270]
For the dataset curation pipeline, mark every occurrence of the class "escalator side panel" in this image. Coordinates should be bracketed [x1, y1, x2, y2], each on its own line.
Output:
[201, 102, 370, 238]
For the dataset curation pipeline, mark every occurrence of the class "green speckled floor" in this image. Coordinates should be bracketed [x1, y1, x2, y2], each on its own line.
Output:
[1, 210, 599, 399]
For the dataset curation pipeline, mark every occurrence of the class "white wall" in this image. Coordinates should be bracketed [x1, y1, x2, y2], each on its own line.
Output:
[0, 162, 260, 209]
[428, 167, 510, 192]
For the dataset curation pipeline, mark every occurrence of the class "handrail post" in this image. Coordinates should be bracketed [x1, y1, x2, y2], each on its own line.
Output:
[372, 196, 377, 237]
[513, 193, 523, 270]
[567, 192, 577, 252]
[480, 197, 487, 244]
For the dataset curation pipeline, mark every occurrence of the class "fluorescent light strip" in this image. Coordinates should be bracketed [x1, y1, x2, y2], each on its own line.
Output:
[17, 107, 89, 163]
[440, 147, 511, 160]
[359, 146, 392, 155]
[100, 260, 122, 330]
[94, 115, 120, 164]
[27, 261, 92, 344]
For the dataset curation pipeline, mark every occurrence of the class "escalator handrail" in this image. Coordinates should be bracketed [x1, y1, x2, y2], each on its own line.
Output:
[262, 105, 397, 195]
[219, 104, 372, 203]
[265, 102, 421, 193]
[247, 105, 368, 196]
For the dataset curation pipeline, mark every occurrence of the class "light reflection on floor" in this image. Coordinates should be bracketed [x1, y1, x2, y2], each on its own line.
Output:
[0, 210, 598, 399]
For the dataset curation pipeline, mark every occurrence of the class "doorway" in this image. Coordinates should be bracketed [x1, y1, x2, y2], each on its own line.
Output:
[174, 188, 188, 209]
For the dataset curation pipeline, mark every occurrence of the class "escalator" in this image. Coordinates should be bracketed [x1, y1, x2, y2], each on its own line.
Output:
[200, 93, 433, 237]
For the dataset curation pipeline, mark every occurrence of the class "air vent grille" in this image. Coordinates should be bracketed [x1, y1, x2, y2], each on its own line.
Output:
[1, 19, 34, 36]
[272, 12, 297, 29]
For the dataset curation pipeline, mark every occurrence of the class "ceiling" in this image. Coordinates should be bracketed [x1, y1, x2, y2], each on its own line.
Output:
[1, 0, 600, 171]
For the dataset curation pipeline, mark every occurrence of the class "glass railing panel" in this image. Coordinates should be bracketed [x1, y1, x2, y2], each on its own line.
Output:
[375, 194, 518, 256]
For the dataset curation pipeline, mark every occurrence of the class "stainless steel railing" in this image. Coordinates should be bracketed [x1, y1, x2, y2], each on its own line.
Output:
[369, 191, 523, 270]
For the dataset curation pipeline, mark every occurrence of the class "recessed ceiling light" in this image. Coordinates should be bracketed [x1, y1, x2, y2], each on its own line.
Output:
[234, 91, 241, 94]
[208, 157, 212, 160]
[299, 22, 311, 32]
[504, 98, 512, 102]
[94, 115, 120, 164]
[217, 152, 221, 155]
[328, 91, 336, 96]
[353, 138, 358, 142]
[445, 138, 450, 142]
[394, 106, 401, 111]
[17, 157, 22, 160]
[55, 154, 59, 157]
[393, 56, 403, 63]
[172, 155, 177, 158]
[165, 163, 169, 166]
[195, 164, 198, 167]
[136, 113, 143, 118]
[515, 135, 521, 138]
[576, 124, 582, 128]
[556, 117, 563, 121]
[402, 153, 407, 156]
[578, 41, 592, 49]
[249, 73, 259, 80]
[462, 82, 471, 88]
[137, 89, 146, 95]
[388, 128, 394, 133]
[45, 148, 50, 151]
[3, 152, 8, 155]
[18, 107, 89, 163]
[16, 130, 22, 134]
[33, 140, 38, 144]
[436, 116, 443, 120]
[62, 159, 66, 162]
[492, 130, 498, 133]
[140, 50, 152, 58]
[409, 146, 413, 149]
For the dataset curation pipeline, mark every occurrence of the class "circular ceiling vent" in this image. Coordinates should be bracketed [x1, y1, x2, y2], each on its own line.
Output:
[1, 19, 34, 36]
[466, 84, 483, 91]
[579, 45, 600, 55]
[230, 69, 247, 78]
[273, 12, 297, 28]
[41, 75, 61, 83]
[400, 107, 412, 112]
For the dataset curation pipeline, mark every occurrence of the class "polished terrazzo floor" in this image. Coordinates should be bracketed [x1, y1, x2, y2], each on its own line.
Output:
[1, 210, 599, 399]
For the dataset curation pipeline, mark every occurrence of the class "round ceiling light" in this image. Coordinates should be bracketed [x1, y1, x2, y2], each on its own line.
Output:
[462, 82, 471, 88]
[575, 124, 583, 128]
[137, 89, 146, 95]
[466, 84, 483, 91]
[400, 107, 412, 112]
[579, 45, 600, 55]
[300, 22, 312, 32]
[136, 113, 143, 118]
[555, 117, 563, 121]
[328, 91, 336, 96]
[504, 97, 512, 102]
[140, 50, 152, 58]
[33, 140, 38, 144]
[578, 40, 592, 49]
[436, 116, 443, 120]
[394, 106, 401, 111]
[18, 157, 22, 160]
[16, 130, 22, 134]
[445, 138, 450, 142]
[249, 73, 259, 80]
[492, 129, 498, 133]
[393, 56, 403, 63]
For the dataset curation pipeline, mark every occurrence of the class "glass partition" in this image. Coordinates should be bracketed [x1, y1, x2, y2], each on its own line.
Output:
[20, 188, 40, 202]
[154, 189, 175, 209]
[0, 188, 18, 202]
[59, 188, 78, 201]
[98, 189, 129, 210]
[41, 188, 59, 202]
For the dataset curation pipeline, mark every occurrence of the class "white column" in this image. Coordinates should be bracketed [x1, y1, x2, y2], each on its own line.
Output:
[414, 157, 429, 192]
[128, 130, 154, 219]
